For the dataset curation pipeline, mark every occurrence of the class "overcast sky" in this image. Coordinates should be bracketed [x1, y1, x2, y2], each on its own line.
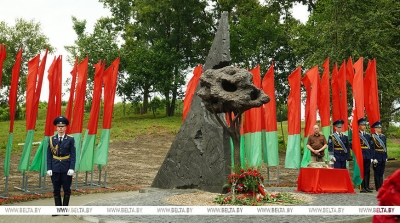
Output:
[1, 1, 309, 103]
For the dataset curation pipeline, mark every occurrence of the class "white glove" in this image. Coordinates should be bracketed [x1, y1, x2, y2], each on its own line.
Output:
[47, 170, 52, 176]
[67, 169, 74, 176]
[330, 155, 336, 162]
[386, 159, 388, 162]
[373, 159, 378, 164]
[371, 159, 373, 163]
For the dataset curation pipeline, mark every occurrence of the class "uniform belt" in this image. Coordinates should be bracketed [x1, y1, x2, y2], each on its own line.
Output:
[361, 147, 368, 149]
[334, 148, 344, 151]
[375, 149, 385, 152]
[53, 155, 70, 161]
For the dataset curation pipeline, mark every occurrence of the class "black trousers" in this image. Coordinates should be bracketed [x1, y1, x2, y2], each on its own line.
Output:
[51, 172, 72, 196]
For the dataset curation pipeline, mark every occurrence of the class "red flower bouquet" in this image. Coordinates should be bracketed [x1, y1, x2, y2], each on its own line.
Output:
[224, 167, 266, 196]
[373, 169, 400, 223]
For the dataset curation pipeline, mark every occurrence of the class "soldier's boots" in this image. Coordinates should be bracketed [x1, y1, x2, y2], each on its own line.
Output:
[63, 194, 70, 216]
[365, 175, 373, 192]
[52, 195, 62, 217]
[360, 180, 368, 193]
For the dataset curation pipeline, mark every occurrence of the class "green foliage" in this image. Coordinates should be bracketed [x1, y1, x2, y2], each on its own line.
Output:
[0, 18, 54, 107]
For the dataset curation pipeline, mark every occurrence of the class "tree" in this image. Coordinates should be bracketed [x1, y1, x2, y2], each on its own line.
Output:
[100, 0, 214, 115]
[0, 18, 54, 117]
[295, 0, 400, 130]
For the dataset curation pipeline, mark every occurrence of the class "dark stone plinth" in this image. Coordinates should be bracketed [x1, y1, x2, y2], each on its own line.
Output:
[151, 12, 231, 193]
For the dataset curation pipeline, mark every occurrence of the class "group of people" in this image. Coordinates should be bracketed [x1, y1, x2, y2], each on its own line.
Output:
[307, 118, 388, 192]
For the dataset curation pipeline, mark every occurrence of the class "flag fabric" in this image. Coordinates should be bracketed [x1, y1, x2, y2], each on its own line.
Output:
[318, 58, 331, 161]
[300, 66, 319, 167]
[0, 44, 6, 87]
[69, 57, 88, 170]
[331, 63, 341, 123]
[4, 48, 22, 176]
[261, 63, 279, 166]
[346, 57, 354, 86]
[183, 64, 202, 122]
[65, 57, 78, 134]
[242, 65, 263, 167]
[351, 58, 365, 185]
[351, 108, 363, 185]
[94, 57, 120, 166]
[79, 60, 105, 172]
[364, 59, 380, 133]
[353, 58, 364, 121]
[333, 61, 349, 133]
[285, 67, 302, 169]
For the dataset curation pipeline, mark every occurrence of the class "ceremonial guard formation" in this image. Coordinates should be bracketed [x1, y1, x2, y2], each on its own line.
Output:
[371, 121, 387, 191]
[47, 116, 76, 215]
[328, 120, 351, 169]
[358, 118, 373, 193]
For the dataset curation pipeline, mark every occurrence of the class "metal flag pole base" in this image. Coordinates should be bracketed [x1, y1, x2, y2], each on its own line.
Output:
[0, 176, 9, 198]
[265, 166, 280, 185]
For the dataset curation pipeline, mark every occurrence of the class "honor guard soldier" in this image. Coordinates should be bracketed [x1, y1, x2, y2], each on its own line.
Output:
[328, 120, 351, 169]
[47, 116, 76, 215]
[358, 118, 373, 193]
[371, 121, 387, 191]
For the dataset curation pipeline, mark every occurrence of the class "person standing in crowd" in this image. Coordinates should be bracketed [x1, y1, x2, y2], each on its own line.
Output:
[328, 120, 351, 169]
[47, 116, 76, 215]
[358, 118, 373, 193]
[306, 124, 328, 162]
[371, 121, 387, 191]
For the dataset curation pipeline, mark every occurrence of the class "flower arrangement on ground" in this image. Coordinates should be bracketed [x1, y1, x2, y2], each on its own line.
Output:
[373, 169, 400, 223]
[215, 167, 303, 206]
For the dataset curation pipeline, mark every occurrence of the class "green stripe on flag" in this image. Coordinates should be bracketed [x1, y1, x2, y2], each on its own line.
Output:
[79, 130, 96, 172]
[352, 153, 362, 186]
[29, 137, 49, 176]
[301, 137, 311, 167]
[71, 133, 82, 171]
[18, 130, 35, 173]
[4, 133, 13, 176]
[243, 132, 262, 167]
[263, 131, 279, 166]
[321, 126, 330, 161]
[94, 129, 110, 166]
[285, 134, 301, 169]
[240, 135, 245, 168]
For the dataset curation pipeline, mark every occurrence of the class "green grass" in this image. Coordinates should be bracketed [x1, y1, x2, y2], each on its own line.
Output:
[1, 104, 400, 159]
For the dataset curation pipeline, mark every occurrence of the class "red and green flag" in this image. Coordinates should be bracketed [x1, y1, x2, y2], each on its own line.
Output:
[351, 57, 364, 185]
[4, 47, 22, 176]
[318, 58, 331, 161]
[69, 57, 88, 170]
[261, 63, 279, 166]
[364, 59, 380, 133]
[183, 64, 202, 122]
[285, 67, 301, 169]
[94, 57, 120, 166]
[300, 66, 319, 167]
[79, 60, 105, 172]
[242, 65, 263, 167]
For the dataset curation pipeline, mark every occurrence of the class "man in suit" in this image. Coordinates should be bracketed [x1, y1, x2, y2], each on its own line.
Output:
[47, 116, 76, 214]
[328, 120, 351, 169]
[371, 121, 387, 191]
[358, 118, 373, 193]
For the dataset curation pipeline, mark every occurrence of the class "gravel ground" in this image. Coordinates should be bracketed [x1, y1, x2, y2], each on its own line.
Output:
[81, 187, 376, 223]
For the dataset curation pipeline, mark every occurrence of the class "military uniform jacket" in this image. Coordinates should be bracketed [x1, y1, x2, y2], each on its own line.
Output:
[328, 133, 351, 161]
[372, 133, 388, 161]
[47, 134, 76, 173]
[359, 131, 373, 159]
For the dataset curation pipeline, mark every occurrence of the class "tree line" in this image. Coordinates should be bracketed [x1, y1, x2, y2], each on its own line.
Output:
[0, 0, 399, 130]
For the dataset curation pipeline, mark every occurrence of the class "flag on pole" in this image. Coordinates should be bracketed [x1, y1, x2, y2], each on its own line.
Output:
[69, 57, 88, 170]
[318, 58, 331, 161]
[331, 63, 340, 124]
[94, 57, 120, 166]
[364, 59, 380, 133]
[4, 47, 22, 176]
[285, 67, 301, 169]
[0, 44, 6, 87]
[351, 57, 365, 185]
[65, 57, 78, 134]
[242, 65, 263, 167]
[183, 64, 202, 122]
[300, 66, 319, 167]
[261, 62, 279, 166]
[79, 60, 105, 172]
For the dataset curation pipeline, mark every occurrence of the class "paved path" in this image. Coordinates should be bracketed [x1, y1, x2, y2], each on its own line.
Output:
[0, 187, 377, 223]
